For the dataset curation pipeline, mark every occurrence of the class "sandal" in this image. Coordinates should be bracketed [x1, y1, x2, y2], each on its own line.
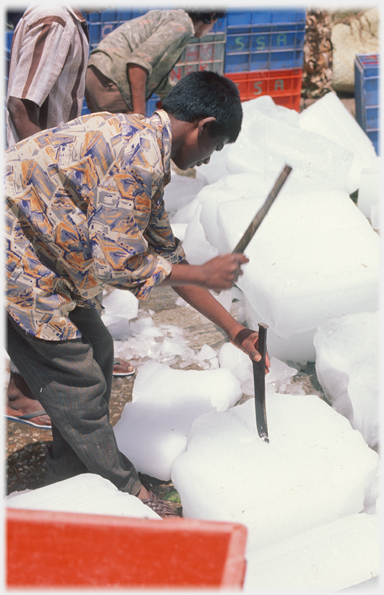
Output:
[5, 410, 52, 430]
[141, 491, 181, 519]
[113, 359, 135, 377]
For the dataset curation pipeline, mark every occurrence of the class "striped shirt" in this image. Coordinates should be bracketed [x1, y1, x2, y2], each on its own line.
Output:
[6, 4, 89, 147]
[5, 110, 185, 341]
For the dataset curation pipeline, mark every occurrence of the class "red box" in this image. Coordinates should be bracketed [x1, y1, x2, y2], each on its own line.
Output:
[6, 507, 247, 589]
[226, 67, 303, 111]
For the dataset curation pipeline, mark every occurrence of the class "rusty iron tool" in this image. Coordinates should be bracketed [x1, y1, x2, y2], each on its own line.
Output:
[252, 323, 269, 442]
[232, 164, 292, 254]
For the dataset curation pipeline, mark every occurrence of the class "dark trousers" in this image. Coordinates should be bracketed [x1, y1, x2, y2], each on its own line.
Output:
[6, 307, 141, 496]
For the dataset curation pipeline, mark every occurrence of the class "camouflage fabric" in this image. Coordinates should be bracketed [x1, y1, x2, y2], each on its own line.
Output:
[5, 110, 186, 341]
[87, 9, 194, 109]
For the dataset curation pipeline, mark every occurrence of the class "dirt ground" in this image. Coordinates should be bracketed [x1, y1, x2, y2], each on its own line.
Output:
[4, 92, 356, 513]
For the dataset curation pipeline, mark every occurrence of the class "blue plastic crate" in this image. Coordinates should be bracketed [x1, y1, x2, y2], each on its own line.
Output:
[101, 10, 118, 22]
[171, 33, 226, 83]
[86, 8, 153, 44]
[117, 9, 132, 23]
[212, 16, 227, 33]
[224, 8, 306, 72]
[355, 53, 379, 155]
[131, 9, 150, 20]
[6, 30, 13, 51]
[81, 100, 91, 116]
[145, 94, 160, 117]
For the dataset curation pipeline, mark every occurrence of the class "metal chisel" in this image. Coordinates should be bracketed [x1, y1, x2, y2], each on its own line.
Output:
[252, 322, 269, 442]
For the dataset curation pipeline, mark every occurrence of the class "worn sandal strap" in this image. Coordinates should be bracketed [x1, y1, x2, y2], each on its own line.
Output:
[13, 410, 48, 420]
[142, 491, 180, 518]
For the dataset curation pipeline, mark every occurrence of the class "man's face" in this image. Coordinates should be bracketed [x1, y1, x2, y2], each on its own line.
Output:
[194, 18, 217, 39]
[173, 122, 229, 171]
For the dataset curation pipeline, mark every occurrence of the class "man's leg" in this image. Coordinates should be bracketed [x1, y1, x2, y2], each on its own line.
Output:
[6, 308, 141, 495]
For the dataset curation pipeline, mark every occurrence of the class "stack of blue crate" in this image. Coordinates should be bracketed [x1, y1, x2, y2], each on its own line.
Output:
[5, 8, 307, 118]
[354, 54, 380, 155]
[222, 8, 306, 111]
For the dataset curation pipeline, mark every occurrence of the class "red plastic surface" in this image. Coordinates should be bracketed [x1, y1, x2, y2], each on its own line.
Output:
[6, 507, 247, 589]
[226, 67, 303, 111]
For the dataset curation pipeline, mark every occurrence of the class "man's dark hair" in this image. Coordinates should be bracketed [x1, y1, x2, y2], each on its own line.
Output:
[162, 71, 243, 143]
[186, 10, 227, 23]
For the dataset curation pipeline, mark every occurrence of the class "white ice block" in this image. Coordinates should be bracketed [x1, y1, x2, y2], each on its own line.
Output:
[101, 288, 139, 340]
[170, 196, 199, 224]
[357, 160, 381, 228]
[114, 360, 242, 480]
[170, 222, 187, 241]
[244, 293, 317, 363]
[226, 103, 354, 190]
[196, 142, 231, 185]
[244, 512, 379, 591]
[163, 171, 206, 213]
[182, 202, 218, 265]
[197, 173, 272, 252]
[299, 91, 378, 194]
[314, 311, 380, 448]
[6, 474, 161, 519]
[102, 288, 138, 321]
[172, 396, 378, 552]
[215, 186, 379, 338]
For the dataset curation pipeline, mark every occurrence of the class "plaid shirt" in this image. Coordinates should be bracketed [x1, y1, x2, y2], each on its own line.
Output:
[5, 110, 185, 341]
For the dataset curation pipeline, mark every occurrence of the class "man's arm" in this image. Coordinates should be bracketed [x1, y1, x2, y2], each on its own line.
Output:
[161, 259, 271, 368]
[174, 283, 270, 369]
[7, 97, 42, 141]
[127, 64, 147, 115]
[160, 254, 248, 292]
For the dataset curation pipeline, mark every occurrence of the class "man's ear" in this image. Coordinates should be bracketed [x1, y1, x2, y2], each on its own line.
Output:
[197, 116, 216, 136]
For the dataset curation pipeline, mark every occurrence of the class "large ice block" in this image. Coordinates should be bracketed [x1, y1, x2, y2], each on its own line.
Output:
[244, 293, 317, 363]
[214, 185, 379, 338]
[163, 171, 206, 214]
[182, 202, 218, 264]
[172, 396, 379, 552]
[196, 173, 272, 253]
[299, 91, 378, 194]
[314, 311, 379, 448]
[225, 102, 354, 190]
[114, 360, 242, 480]
[357, 159, 381, 231]
[244, 512, 379, 591]
[6, 474, 161, 519]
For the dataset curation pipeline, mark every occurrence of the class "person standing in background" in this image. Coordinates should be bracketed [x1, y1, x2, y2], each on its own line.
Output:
[6, 4, 89, 147]
[85, 8, 225, 116]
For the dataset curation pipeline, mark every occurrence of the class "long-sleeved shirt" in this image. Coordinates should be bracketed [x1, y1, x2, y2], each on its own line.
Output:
[6, 5, 89, 147]
[5, 110, 186, 341]
[87, 9, 194, 108]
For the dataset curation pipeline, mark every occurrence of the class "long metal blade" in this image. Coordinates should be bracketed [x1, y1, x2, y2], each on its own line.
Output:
[253, 323, 269, 442]
[232, 164, 292, 254]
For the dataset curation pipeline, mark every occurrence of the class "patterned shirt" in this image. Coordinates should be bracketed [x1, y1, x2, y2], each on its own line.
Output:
[5, 110, 186, 341]
[87, 9, 194, 109]
[6, 5, 89, 147]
